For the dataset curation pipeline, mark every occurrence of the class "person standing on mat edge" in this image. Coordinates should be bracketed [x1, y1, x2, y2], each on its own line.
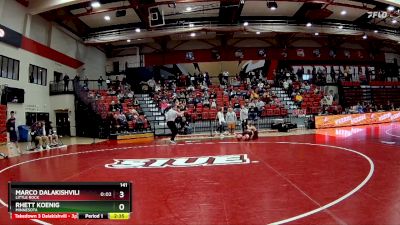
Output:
[5, 111, 20, 156]
[216, 107, 227, 137]
[165, 105, 184, 144]
[225, 107, 237, 135]
[240, 104, 248, 132]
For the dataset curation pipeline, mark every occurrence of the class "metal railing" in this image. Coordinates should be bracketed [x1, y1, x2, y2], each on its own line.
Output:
[155, 115, 310, 137]
[49, 80, 113, 95]
[72, 83, 156, 138]
[49, 81, 74, 95]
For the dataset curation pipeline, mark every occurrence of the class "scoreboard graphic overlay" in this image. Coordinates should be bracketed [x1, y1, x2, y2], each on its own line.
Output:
[8, 182, 132, 220]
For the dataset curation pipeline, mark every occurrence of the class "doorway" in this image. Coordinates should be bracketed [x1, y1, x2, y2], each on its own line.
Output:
[54, 71, 62, 83]
[55, 112, 70, 136]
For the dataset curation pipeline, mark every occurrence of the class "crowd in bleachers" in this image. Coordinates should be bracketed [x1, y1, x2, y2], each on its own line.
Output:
[77, 77, 150, 134]
[153, 65, 376, 120]
[73, 64, 399, 136]
[151, 70, 289, 127]
[275, 65, 400, 116]
[275, 68, 332, 115]
[277, 65, 400, 87]
[345, 101, 398, 114]
[281, 66, 397, 85]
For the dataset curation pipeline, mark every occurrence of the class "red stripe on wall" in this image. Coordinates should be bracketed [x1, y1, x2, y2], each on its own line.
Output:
[21, 37, 84, 69]
[15, 0, 29, 7]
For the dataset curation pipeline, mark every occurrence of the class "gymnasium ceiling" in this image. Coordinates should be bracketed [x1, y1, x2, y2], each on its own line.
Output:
[16, 0, 400, 52]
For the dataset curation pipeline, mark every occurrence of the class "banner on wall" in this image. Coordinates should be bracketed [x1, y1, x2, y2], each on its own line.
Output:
[344, 50, 351, 59]
[313, 49, 321, 58]
[296, 49, 305, 57]
[315, 111, 400, 129]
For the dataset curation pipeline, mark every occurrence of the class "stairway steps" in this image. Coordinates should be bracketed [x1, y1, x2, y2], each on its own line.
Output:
[155, 124, 167, 129]
[134, 94, 149, 98]
[155, 130, 171, 135]
[144, 112, 162, 116]
[136, 96, 164, 130]
[144, 112, 154, 117]
[272, 86, 299, 114]
[155, 116, 165, 121]
[142, 108, 159, 112]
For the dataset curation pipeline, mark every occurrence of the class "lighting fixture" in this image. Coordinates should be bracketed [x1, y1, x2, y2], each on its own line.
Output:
[388, 6, 395, 11]
[340, 10, 347, 15]
[392, 19, 397, 24]
[186, 7, 192, 12]
[244, 21, 249, 26]
[104, 15, 110, 21]
[306, 22, 312, 27]
[338, 25, 343, 29]
[190, 32, 196, 37]
[189, 23, 194, 28]
[267, 1, 278, 10]
[127, 39, 131, 43]
[315, 32, 319, 36]
[135, 28, 141, 33]
[256, 31, 261, 34]
[91, 1, 101, 8]
[374, 30, 378, 33]
[362, 34, 367, 39]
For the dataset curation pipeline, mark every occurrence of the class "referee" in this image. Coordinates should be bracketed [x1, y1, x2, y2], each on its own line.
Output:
[165, 105, 183, 144]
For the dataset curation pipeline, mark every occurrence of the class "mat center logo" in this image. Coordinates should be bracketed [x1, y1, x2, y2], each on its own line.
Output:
[105, 154, 250, 169]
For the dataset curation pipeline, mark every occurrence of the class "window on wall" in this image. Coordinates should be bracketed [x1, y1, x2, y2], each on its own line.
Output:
[0, 55, 19, 80]
[29, 64, 47, 86]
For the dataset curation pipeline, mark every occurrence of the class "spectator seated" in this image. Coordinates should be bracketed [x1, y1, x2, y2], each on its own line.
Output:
[79, 81, 149, 134]
[151, 71, 286, 121]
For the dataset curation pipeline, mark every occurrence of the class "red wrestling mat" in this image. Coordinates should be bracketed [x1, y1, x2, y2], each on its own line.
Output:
[0, 123, 400, 225]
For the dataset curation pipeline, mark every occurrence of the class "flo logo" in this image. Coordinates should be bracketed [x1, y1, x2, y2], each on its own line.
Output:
[105, 154, 250, 169]
[367, 11, 388, 19]
[367, 10, 400, 19]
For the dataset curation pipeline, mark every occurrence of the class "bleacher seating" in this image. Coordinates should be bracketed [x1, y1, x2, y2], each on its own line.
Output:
[342, 88, 371, 107]
[153, 84, 287, 121]
[80, 89, 149, 132]
[369, 81, 400, 86]
[342, 84, 400, 109]
[372, 88, 400, 106]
